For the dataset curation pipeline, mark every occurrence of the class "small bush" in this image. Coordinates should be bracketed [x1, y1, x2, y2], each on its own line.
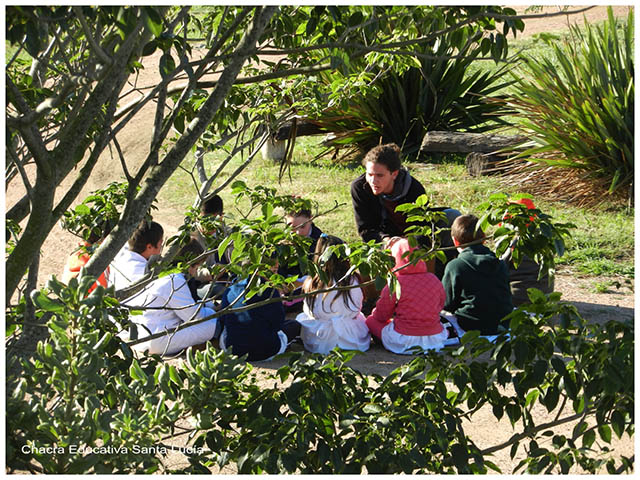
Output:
[506, 8, 634, 202]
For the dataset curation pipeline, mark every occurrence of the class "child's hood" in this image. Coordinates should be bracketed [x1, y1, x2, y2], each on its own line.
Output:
[392, 238, 427, 275]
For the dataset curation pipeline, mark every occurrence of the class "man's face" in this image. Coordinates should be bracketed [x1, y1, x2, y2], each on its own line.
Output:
[365, 161, 398, 195]
[286, 214, 312, 237]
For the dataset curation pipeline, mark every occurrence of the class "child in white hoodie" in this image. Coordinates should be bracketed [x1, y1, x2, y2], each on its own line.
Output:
[127, 238, 219, 356]
[296, 234, 370, 354]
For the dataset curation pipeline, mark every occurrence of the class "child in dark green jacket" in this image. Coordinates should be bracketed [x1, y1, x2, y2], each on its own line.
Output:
[442, 215, 513, 336]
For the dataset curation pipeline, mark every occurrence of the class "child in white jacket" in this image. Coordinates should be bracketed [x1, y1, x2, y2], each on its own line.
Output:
[296, 234, 370, 354]
[127, 238, 219, 356]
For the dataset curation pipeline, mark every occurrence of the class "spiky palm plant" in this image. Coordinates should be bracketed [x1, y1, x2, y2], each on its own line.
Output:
[505, 7, 633, 203]
[312, 26, 516, 162]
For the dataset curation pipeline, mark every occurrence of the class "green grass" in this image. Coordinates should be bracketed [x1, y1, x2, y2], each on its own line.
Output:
[159, 136, 634, 280]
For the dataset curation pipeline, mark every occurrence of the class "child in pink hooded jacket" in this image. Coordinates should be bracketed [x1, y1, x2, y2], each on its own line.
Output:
[365, 238, 450, 354]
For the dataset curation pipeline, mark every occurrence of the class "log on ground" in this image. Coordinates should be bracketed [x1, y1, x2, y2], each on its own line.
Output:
[421, 131, 527, 154]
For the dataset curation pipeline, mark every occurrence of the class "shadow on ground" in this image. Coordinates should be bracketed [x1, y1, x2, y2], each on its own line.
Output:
[569, 301, 634, 326]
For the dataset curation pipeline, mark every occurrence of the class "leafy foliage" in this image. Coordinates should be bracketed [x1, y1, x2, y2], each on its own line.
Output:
[395, 192, 574, 283]
[60, 182, 156, 242]
[3, 4, 539, 304]
[309, 13, 518, 161]
[7, 280, 633, 474]
[6, 276, 172, 473]
[476, 193, 575, 281]
[506, 7, 634, 200]
[5, 219, 22, 257]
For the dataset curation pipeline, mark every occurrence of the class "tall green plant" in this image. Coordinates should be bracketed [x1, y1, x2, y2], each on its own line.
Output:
[313, 23, 516, 161]
[508, 8, 634, 199]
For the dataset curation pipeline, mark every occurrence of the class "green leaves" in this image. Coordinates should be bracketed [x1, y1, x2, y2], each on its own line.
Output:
[477, 193, 575, 280]
[31, 290, 65, 313]
[159, 52, 176, 79]
[509, 7, 634, 201]
[60, 182, 149, 242]
[143, 7, 163, 37]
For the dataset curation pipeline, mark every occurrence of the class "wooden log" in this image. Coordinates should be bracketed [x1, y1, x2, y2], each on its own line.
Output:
[421, 131, 526, 154]
[274, 120, 324, 140]
[274, 121, 323, 140]
[465, 152, 504, 177]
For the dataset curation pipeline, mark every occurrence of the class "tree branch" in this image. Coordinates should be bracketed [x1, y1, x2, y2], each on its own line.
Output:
[480, 409, 593, 456]
[193, 7, 254, 79]
[6, 146, 34, 202]
[85, 6, 279, 283]
[6, 77, 52, 177]
[6, 195, 31, 224]
[72, 6, 113, 66]
[111, 133, 134, 183]
[50, 79, 125, 224]
[484, 6, 595, 21]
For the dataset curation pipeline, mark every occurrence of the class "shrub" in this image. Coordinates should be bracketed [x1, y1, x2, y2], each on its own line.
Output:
[6, 276, 173, 473]
[312, 20, 516, 161]
[506, 7, 634, 203]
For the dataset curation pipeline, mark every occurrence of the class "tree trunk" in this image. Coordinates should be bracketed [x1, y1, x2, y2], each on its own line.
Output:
[5, 175, 55, 303]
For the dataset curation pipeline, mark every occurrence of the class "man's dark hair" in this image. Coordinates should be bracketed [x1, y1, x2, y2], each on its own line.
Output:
[451, 214, 484, 245]
[128, 220, 164, 253]
[362, 143, 402, 172]
[201, 195, 223, 216]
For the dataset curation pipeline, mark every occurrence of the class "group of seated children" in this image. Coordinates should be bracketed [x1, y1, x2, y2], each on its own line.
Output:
[65, 191, 518, 360]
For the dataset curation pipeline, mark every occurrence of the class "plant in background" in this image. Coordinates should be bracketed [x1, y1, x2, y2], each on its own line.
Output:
[503, 7, 634, 206]
[311, 16, 517, 161]
[60, 182, 156, 243]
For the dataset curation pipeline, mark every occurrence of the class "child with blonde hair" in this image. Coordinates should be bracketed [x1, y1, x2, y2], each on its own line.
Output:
[296, 234, 370, 354]
[366, 238, 450, 354]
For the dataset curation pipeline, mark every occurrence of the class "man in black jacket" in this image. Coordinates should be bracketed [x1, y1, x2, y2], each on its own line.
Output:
[350, 143, 459, 278]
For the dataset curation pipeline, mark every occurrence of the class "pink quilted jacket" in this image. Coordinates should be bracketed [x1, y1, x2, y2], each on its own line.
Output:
[366, 239, 445, 337]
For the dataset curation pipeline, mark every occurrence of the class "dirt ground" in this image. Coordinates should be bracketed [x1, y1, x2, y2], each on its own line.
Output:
[6, 5, 634, 474]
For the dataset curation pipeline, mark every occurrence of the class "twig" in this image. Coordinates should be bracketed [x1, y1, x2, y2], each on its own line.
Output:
[72, 6, 113, 66]
[112, 133, 134, 183]
[480, 409, 593, 455]
[7, 147, 34, 202]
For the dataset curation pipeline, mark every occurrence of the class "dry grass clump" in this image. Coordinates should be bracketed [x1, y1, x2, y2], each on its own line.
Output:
[495, 158, 632, 210]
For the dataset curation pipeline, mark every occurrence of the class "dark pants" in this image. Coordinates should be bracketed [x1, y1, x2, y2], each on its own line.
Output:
[282, 319, 302, 343]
